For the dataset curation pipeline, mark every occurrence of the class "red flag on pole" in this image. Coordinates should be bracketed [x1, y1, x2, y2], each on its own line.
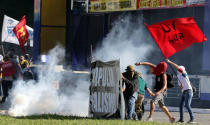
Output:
[13, 16, 29, 53]
[145, 17, 207, 59]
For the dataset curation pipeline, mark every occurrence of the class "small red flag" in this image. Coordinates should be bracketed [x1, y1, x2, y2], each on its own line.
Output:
[145, 17, 207, 59]
[13, 16, 29, 53]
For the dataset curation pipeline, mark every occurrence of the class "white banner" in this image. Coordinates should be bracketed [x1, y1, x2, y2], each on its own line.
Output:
[1, 15, 33, 47]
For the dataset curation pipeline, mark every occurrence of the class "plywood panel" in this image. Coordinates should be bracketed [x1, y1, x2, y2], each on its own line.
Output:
[41, 0, 66, 26]
[41, 27, 65, 53]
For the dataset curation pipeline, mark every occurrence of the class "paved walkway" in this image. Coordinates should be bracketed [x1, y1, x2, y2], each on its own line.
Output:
[1, 101, 210, 125]
[143, 111, 210, 125]
[143, 103, 210, 125]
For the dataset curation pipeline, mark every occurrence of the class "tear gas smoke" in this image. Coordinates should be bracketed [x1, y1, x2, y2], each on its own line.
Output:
[94, 14, 155, 73]
[8, 14, 155, 117]
[8, 46, 90, 116]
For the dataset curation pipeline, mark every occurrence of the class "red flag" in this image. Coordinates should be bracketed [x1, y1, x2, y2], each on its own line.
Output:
[145, 17, 207, 59]
[13, 16, 29, 53]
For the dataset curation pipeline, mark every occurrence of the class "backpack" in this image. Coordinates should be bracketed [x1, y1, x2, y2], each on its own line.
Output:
[190, 83, 196, 95]
[166, 73, 174, 88]
[154, 73, 174, 91]
[122, 72, 139, 97]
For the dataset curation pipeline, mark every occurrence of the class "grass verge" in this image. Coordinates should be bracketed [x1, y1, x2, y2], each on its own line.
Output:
[0, 114, 184, 125]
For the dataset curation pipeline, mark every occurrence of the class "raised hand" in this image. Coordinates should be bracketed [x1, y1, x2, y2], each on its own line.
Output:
[135, 62, 141, 66]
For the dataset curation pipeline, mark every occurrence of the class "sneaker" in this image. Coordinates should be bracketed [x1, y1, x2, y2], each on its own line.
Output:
[126, 117, 133, 120]
[147, 117, 153, 121]
[134, 117, 138, 121]
[0, 100, 5, 104]
[176, 119, 184, 123]
[170, 117, 175, 123]
[188, 119, 196, 124]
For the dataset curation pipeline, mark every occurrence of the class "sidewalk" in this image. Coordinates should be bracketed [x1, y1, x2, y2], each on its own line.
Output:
[144, 101, 210, 125]
[144, 102, 210, 114]
[143, 111, 210, 125]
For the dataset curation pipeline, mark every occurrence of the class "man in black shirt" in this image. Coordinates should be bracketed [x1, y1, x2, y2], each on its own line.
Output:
[135, 61, 175, 123]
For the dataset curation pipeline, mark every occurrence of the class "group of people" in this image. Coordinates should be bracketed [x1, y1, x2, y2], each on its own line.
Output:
[0, 49, 33, 104]
[121, 59, 195, 124]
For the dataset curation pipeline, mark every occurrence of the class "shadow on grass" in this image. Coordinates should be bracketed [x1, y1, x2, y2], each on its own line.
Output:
[15, 114, 121, 121]
[16, 114, 89, 120]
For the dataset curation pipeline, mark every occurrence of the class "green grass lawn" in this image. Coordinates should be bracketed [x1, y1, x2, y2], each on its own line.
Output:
[0, 114, 182, 125]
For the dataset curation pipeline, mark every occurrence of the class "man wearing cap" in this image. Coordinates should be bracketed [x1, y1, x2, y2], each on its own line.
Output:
[135, 61, 175, 123]
[122, 65, 139, 120]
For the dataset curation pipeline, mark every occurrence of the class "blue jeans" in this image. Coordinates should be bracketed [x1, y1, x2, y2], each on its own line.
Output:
[126, 92, 138, 120]
[180, 89, 194, 121]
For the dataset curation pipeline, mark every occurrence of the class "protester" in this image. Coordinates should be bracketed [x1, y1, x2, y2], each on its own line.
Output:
[0, 55, 16, 103]
[166, 59, 195, 124]
[25, 54, 32, 65]
[122, 65, 139, 120]
[135, 61, 175, 123]
[135, 72, 155, 120]
[7, 49, 22, 80]
[20, 55, 30, 70]
[19, 55, 34, 81]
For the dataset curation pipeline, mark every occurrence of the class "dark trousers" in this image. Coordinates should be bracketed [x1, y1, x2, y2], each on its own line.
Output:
[1, 80, 13, 103]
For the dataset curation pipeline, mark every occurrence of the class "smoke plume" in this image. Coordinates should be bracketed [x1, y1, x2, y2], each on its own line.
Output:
[8, 46, 90, 116]
[94, 14, 155, 73]
[8, 14, 155, 117]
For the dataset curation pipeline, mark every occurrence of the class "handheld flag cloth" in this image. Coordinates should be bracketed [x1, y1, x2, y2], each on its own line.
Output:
[145, 17, 207, 58]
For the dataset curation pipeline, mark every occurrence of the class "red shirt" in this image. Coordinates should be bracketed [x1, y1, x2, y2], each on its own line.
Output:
[0, 61, 16, 77]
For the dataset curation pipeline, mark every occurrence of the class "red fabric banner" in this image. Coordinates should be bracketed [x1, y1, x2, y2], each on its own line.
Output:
[13, 16, 29, 53]
[145, 17, 207, 58]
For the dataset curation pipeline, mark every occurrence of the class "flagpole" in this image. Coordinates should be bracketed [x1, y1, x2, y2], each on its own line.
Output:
[1, 31, 14, 56]
[90, 44, 93, 62]
[1, 42, 5, 56]
[26, 39, 30, 54]
[161, 54, 183, 88]
[1, 34, 10, 56]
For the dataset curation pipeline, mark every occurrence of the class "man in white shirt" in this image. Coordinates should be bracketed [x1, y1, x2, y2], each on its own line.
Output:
[166, 59, 195, 124]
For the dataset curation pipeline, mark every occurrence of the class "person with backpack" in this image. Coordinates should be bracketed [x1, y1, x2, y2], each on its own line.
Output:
[122, 65, 139, 120]
[0, 55, 16, 103]
[19, 55, 34, 81]
[20, 55, 30, 70]
[7, 49, 22, 80]
[135, 61, 175, 123]
[135, 72, 155, 120]
[166, 59, 196, 124]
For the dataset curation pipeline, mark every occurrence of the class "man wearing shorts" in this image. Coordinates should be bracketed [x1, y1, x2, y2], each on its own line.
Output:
[135, 61, 175, 123]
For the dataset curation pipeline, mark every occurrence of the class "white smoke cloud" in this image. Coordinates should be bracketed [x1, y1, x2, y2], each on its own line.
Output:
[8, 45, 90, 117]
[8, 14, 155, 117]
[94, 14, 155, 73]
